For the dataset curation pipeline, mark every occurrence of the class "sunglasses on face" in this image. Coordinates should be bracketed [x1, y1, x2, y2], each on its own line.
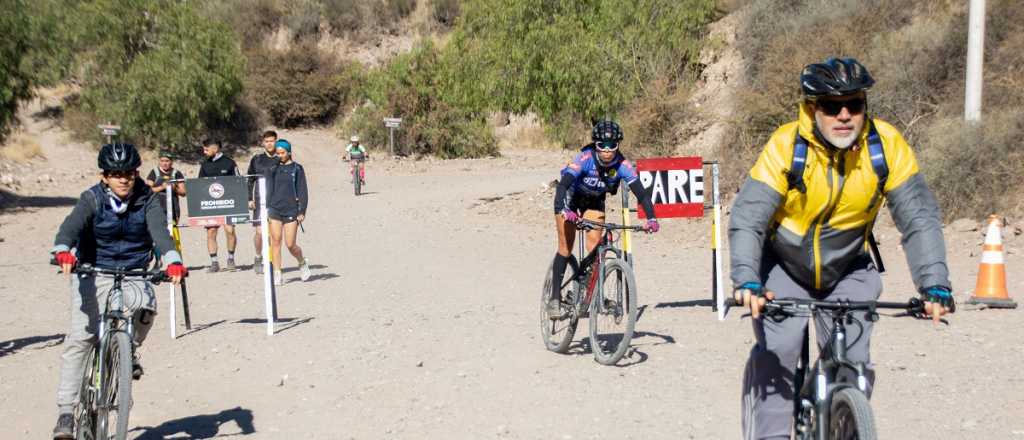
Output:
[595, 141, 619, 151]
[103, 170, 134, 180]
[816, 97, 866, 116]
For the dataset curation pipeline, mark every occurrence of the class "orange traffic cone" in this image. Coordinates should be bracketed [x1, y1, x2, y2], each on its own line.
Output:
[967, 215, 1017, 308]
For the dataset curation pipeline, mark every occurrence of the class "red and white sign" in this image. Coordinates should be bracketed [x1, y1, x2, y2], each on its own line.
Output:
[635, 157, 704, 219]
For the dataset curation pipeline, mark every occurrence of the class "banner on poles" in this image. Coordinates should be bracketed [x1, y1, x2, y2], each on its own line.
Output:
[635, 157, 705, 219]
[184, 176, 250, 227]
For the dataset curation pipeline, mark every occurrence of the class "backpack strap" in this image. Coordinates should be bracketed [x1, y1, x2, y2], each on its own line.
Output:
[787, 133, 809, 193]
[866, 121, 888, 195]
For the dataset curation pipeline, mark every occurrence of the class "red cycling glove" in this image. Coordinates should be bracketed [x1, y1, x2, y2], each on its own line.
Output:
[166, 263, 187, 278]
[55, 251, 77, 267]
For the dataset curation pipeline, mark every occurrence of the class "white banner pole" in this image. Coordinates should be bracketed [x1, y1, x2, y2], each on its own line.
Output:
[166, 183, 177, 338]
[259, 177, 275, 335]
[713, 163, 725, 321]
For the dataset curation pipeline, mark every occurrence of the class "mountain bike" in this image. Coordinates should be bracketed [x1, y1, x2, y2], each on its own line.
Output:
[61, 263, 172, 440]
[725, 296, 925, 440]
[350, 156, 366, 196]
[540, 218, 645, 365]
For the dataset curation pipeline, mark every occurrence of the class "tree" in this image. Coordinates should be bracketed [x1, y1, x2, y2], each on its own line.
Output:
[0, 0, 35, 142]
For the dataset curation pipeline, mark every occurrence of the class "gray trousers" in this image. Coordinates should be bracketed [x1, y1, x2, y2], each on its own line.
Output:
[741, 258, 881, 440]
[57, 273, 156, 413]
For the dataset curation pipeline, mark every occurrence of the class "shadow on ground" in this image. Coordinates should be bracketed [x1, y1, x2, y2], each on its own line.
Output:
[0, 189, 77, 211]
[0, 333, 65, 358]
[235, 316, 314, 334]
[178, 320, 228, 339]
[131, 406, 255, 439]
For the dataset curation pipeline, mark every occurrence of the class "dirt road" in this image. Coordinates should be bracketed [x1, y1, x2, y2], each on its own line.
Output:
[2, 128, 1023, 439]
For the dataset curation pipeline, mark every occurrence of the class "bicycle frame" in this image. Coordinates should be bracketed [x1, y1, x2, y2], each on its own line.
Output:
[761, 298, 922, 439]
[563, 221, 632, 315]
[794, 307, 870, 439]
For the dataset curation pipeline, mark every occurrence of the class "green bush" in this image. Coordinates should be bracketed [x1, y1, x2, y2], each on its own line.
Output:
[247, 43, 363, 127]
[68, 1, 245, 146]
[445, 0, 715, 148]
[348, 41, 496, 158]
[0, 0, 34, 142]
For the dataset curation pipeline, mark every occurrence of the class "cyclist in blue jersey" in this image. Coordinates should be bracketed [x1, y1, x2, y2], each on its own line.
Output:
[546, 120, 659, 317]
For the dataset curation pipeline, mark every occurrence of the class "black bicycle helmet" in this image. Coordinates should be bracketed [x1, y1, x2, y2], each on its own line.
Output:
[98, 143, 142, 171]
[591, 120, 624, 143]
[800, 57, 875, 98]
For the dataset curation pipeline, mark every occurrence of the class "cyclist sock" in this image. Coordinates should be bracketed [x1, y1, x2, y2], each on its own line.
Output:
[551, 253, 570, 301]
[228, 251, 235, 260]
[209, 253, 217, 263]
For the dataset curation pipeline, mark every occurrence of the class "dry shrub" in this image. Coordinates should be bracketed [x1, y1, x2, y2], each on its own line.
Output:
[620, 77, 692, 158]
[0, 132, 43, 162]
[494, 113, 558, 150]
[322, 0, 417, 39]
[203, 0, 283, 49]
[246, 43, 364, 128]
[432, 0, 461, 28]
[920, 114, 1024, 220]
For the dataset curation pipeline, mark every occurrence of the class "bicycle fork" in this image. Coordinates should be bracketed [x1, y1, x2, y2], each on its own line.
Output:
[799, 317, 870, 439]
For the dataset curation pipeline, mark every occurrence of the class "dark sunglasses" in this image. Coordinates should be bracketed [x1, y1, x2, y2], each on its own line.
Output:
[595, 141, 619, 151]
[816, 98, 866, 116]
[103, 170, 134, 179]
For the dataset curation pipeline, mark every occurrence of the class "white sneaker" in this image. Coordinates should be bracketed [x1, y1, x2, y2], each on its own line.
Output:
[274, 270, 283, 286]
[300, 259, 312, 281]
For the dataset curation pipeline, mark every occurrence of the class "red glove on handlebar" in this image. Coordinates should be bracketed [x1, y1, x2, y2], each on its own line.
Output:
[166, 263, 187, 278]
[55, 251, 77, 267]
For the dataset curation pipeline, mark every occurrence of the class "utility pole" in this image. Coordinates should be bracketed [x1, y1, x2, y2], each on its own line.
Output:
[964, 0, 986, 123]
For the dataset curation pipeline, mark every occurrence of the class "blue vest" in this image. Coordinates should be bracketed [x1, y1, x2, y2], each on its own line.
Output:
[84, 182, 154, 270]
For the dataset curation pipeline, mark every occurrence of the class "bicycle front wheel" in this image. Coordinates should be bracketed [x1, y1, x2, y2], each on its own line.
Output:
[97, 331, 133, 440]
[75, 349, 99, 440]
[828, 387, 877, 440]
[589, 258, 637, 365]
[541, 260, 579, 353]
[354, 169, 361, 195]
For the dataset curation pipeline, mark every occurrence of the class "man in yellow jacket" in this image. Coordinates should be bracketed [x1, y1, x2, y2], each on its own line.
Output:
[728, 57, 954, 439]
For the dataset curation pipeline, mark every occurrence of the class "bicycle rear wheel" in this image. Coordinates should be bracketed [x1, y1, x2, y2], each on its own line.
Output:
[828, 387, 877, 440]
[97, 331, 133, 440]
[589, 258, 637, 365]
[540, 260, 579, 353]
[75, 349, 99, 440]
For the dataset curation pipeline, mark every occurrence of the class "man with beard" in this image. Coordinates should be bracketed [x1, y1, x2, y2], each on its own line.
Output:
[728, 57, 953, 439]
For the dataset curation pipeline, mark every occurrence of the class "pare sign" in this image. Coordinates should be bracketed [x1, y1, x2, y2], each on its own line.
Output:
[635, 157, 704, 219]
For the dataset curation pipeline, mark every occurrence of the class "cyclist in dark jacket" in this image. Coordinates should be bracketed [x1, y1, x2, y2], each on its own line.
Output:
[246, 130, 280, 274]
[50, 143, 186, 439]
[265, 139, 311, 285]
[728, 58, 953, 440]
[546, 120, 659, 318]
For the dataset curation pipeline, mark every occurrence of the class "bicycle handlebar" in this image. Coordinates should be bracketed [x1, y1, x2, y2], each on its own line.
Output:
[51, 260, 173, 284]
[576, 218, 645, 232]
[723, 297, 924, 315]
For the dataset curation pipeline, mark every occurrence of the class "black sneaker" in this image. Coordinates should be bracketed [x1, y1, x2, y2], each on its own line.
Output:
[208, 261, 220, 273]
[225, 258, 237, 271]
[52, 413, 74, 439]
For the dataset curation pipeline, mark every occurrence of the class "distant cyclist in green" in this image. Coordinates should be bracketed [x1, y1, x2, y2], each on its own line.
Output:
[345, 135, 368, 185]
